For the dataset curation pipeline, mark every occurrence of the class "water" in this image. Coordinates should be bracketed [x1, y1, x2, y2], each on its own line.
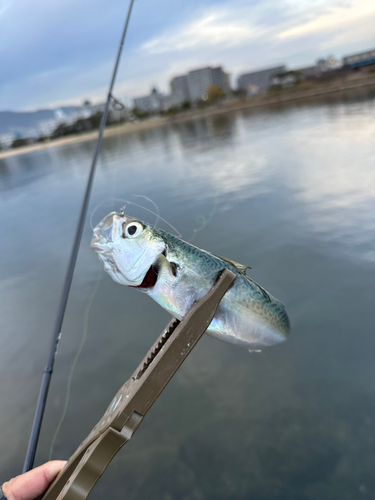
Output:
[1, 95, 375, 499]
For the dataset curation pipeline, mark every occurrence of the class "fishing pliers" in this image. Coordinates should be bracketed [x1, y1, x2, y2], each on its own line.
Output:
[41, 268, 236, 500]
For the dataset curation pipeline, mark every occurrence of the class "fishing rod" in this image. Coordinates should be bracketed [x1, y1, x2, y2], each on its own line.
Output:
[23, 0, 135, 473]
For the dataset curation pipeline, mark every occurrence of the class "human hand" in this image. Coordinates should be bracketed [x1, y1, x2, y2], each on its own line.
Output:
[1, 461, 66, 500]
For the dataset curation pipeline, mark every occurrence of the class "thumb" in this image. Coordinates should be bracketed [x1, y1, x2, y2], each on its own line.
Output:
[2, 461, 66, 500]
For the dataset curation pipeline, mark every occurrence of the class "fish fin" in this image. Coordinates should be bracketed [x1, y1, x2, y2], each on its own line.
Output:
[213, 254, 251, 275]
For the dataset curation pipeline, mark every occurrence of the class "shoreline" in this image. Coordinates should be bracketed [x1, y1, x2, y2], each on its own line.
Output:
[1, 75, 375, 160]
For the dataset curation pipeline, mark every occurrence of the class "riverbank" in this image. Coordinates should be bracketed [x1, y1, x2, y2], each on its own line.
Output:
[2, 73, 375, 160]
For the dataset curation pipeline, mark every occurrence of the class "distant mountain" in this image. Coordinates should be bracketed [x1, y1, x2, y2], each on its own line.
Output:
[0, 106, 78, 136]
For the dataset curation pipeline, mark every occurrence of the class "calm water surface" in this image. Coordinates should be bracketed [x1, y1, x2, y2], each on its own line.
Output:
[1, 97, 375, 500]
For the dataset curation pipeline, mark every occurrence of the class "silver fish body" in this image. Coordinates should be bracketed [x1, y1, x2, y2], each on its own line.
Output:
[91, 212, 290, 350]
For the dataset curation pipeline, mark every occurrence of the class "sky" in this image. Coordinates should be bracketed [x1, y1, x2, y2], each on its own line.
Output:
[1, 0, 375, 111]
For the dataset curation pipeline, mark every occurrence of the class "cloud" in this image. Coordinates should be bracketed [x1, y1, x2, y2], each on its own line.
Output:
[278, 0, 375, 40]
[142, 9, 263, 54]
[135, 0, 375, 90]
[1, 0, 375, 110]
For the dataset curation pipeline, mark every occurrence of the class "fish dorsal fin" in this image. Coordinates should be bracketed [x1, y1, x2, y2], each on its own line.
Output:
[213, 254, 251, 275]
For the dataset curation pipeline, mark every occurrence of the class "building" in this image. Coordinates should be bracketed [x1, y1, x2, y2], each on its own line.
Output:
[34, 106, 104, 137]
[268, 57, 342, 84]
[295, 58, 341, 80]
[237, 66, 286, 93]
[133, 88, 173, 113]
[271, 71, 302, 88]
[211, 67, 231, 95]
[74, 103, 106, 120]
[186, 68, 213, 101]
[343, 48, 375, 68]
[133, 94, 156, 112]
[298, 66, 319, 79]
[133, 88, 160, 112]
[0, 134, 15, 149]
[186, 66, 230, 102]
[170, 75, 190, 104]
[136, 67, 231, 111]
[316, 58, 341, 72]
[38, 119, 60, 136]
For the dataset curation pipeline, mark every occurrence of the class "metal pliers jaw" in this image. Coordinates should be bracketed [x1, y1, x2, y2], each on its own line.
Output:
[41, 269, 236, 500]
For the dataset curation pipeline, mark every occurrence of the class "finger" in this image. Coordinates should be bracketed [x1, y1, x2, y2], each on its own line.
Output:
[2, 461, 66, 500]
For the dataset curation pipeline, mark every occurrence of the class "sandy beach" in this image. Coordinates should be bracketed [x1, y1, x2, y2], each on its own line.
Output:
[2, 74, 375, 160]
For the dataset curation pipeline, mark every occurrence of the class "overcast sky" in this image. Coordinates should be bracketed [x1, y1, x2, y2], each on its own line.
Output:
[1, 0, 374, 111]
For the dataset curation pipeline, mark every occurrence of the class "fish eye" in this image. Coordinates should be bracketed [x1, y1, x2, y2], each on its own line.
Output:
[124, 222, 143, 238]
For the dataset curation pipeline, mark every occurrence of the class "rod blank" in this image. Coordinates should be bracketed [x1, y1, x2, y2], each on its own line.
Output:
[23, 0, 135, 473]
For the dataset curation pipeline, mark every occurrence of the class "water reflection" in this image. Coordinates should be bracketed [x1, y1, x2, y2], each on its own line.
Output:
[0, 94, 375, 499]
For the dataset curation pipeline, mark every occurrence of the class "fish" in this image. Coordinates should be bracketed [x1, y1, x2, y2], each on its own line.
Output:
[90, 212, 290, 350]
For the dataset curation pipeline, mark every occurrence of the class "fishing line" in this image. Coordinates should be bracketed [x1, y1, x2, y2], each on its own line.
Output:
[131, 194, 161, 228]
[53, 102, 127, 460]
[120, 200, 182, 237]
[109, 94, 125, 211]
[23, 0, 135, 473]
[188, 196, 219, 243]
[48, 271, 102, 460]
[49, 94, 125, 460]
[88, 197, 150, 230]
[89, 196, 181, 237]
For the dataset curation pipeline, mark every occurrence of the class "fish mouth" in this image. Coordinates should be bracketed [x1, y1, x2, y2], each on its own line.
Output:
[90, 212, 118, 250]
[130, 264, 158, 289]
[90, 211, 160, 290]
